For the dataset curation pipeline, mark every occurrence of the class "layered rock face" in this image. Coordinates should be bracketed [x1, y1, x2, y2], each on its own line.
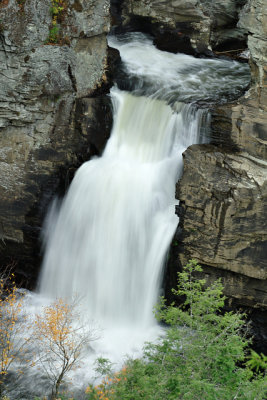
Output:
[0, 0, 111, 283]
[177, 146, 266, 307]
[120, 0, 248, 53]
[175, 0, 267, 342]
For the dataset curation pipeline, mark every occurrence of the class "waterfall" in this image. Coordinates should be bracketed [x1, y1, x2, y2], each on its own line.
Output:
[39, 33, 249, 331]
[39, 89, 207, 328]
[13, 33, 249, 398]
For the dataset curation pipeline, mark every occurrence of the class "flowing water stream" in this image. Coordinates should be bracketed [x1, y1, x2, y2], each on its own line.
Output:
[8, 33, 250, 398]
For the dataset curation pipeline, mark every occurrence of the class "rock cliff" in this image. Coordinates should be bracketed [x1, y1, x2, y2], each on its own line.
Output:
[175, 0, 267, 347]
[0, 0, 112, 283]
[177, 146, 266, 306]
[176, 0, 266, 302]
[120, 0, 248, 53]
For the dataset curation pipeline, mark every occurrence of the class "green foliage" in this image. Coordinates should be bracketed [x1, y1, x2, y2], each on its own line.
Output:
[51, 5, 64, 15]
[247, 351, 267, 373]
[45, 0, 67, 45]
[94, 357, 113, 377]
[45, 25, 59, 44]
[87, 260, 267, 400]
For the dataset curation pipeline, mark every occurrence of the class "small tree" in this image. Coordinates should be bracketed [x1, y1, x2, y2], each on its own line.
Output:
[33, 298, 97, 400]
[86, 260, 266, 400]
[0, 270, 30, 396]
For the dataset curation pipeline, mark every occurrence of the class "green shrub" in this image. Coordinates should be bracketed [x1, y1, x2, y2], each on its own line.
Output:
[44, 0, 67, 45]
[45, 24, 60, 44]
[86, 260, 266, 400]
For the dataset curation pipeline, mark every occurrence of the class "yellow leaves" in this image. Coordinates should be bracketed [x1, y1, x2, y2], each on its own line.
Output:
[1, 271, 93, 397]
[50, 0, 66, 21]
[85, 386, 92, 394]
[32, 298, 94, 399]
[85, 383, 111, 400]
[85, 365, 129, 400]
[34, 299, 74, 347]
[0, 272, 30, 386]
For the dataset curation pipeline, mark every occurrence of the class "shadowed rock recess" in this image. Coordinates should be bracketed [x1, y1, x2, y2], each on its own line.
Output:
[0, 0, 113, 283]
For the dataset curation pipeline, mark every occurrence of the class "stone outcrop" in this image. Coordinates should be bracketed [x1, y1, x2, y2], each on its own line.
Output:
[173, 0, 267, 344]
[175, 141, 267, 349]
[176, 145, 267, 308]
[119, 0, 248, 53]
[212, 0, 267, 159]
[0, 0, 112, 284]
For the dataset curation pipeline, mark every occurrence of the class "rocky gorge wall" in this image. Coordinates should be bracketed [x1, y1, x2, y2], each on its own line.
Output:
[0, 0, 113, 284]
[119, 0, 248, 53]
[176, 0, 267, 347]
[176, 0, 267, 308]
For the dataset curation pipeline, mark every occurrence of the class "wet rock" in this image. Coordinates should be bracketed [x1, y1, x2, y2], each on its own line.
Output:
[177, 145, 267, 286]
[210, 0, 267, 159]
[75, 96, 113, 156]
[211, 94, 267, 160]
[0, 0, 111, 284]
[173, 144, 267, 350]
[119, 0, 248, 53]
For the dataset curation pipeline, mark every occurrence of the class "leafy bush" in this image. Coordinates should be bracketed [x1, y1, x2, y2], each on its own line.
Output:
[86, 260, 266, 400]
[44, 0, 67, 45]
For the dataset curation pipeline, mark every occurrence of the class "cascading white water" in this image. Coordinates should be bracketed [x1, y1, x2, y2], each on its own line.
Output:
[39, 90, 206, 328]
[8, 33, 250, 398]
[109, 33, 250, 104]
